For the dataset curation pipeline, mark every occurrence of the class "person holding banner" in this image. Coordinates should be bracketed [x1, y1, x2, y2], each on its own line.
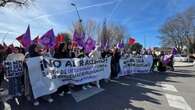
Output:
[54, 43, 72, 96]
[67, 42, 76, 58]
[26, 44, 54, 106]
[77, 47, 93, 90]
[89, 44, 102, 88]
[5, 47, 25, 99]
[150, 51, 158, 72]
[157, 51, 167, 72]
[111, 47, 121, 79]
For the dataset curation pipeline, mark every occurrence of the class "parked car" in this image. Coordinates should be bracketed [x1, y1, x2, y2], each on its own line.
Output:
[173, 54, 188, 62]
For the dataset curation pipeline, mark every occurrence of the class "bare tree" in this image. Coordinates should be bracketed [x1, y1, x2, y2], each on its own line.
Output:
[71, 20, 85, 37]
[0, 0, 33, 7]
[159, 6, 195, 53]
[84, 19, 98, 37]
[70, 19, 127, 48]
[97, 19, 126, 48]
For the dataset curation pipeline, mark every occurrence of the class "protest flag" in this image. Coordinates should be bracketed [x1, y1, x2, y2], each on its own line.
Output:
[172, 48, 177, 55]
[128, 37, 136, 45]
[117, 40, 124, 49]
[16, 25, 31, 48]
[54, 34, 65, 48]
[16, 34, 24, 46]
[56, 34, 65, 43]
[85, 37, 96, 53]
[32, 36, 39, 44]
[72, 31, 85, 47]
[39, 29, 56, 49]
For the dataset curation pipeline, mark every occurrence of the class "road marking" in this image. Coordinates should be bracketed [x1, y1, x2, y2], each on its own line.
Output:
[165, 94, 192, 110]
[161, 84, 178, 92]
[110, 80, 130, 86]
[72, 87, 104, 102]
[127, 77, 156, 84]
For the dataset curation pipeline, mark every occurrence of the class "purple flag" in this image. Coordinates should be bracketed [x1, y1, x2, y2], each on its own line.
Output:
[172, 48, 177, 55]
[39, 29, 56, 48]
[73, 31, 85, 47]
[163, 55, 173, 64]
[85, 37, 96, 53]
[100, 40, 108, 49]
[20, 25, 31, 48]
[116, 41, 124, 49]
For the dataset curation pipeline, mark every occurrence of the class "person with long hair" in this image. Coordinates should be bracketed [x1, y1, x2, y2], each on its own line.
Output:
[25, 44, 54, 106]
[5, 47, 25, 99]
[54, 43, 72, 96]
[89, 44, 102, 88]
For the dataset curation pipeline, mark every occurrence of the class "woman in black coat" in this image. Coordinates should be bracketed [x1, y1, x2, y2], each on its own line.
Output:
[111, 48, 121, 79]
[54, 43, 72, 96]
[26, 44, 54, 106]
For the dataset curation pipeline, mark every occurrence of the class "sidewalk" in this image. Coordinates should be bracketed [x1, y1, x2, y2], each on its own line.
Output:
[174, 61, 195, 67]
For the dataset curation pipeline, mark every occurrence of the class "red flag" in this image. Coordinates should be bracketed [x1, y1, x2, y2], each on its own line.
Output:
[56, 34, 64, 43]
[128, 37, 136, 45]
[55, 34, 65, 48]
[33, 36, 39, 44]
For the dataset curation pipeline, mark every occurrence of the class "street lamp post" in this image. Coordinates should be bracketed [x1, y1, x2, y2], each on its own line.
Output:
[71, 3, 82, 22]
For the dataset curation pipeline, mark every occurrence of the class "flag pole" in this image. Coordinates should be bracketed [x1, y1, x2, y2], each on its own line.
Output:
[1, 32, 9, 43]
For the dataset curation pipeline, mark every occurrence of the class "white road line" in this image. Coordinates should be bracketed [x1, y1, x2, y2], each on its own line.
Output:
[161, 84, 178, 92]
[110, 80, 130, 86]
[128, 77, 156, 84]
[165, 94, 192, 110]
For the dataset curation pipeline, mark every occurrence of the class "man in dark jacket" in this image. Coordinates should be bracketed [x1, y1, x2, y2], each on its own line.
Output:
[0, 44, 6, 91]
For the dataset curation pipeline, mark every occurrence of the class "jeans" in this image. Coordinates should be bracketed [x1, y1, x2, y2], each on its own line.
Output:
[8, 77, 22, 97]
[0, 73, 3, 87]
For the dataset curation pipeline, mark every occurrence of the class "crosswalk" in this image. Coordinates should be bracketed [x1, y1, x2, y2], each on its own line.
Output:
[128, 77, 192, 110]
[162, 84, 192, 110]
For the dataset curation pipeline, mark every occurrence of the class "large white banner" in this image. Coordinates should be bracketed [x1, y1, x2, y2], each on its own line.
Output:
[26, 57, 111, 99]
[119, 55, 153, 76]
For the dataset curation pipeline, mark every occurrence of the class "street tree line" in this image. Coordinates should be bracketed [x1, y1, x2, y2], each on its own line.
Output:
[72, 19, 128, 48]
[159, 6, 195, 54]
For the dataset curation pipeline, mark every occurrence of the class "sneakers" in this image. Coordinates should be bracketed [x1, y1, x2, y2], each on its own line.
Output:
[87, 84, 92, 88]
[67, 91, 71, 94]
[82, 86, 87, 90]
[33, 101, 40, 106]
[47, 98, 54, 103]
[58, 91, 65, 96]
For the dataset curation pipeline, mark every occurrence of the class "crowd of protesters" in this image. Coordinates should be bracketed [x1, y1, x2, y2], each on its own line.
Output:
[0, 42, 174, 106]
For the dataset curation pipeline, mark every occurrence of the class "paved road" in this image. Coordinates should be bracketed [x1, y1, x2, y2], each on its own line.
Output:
[1, 66, 195, 110]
